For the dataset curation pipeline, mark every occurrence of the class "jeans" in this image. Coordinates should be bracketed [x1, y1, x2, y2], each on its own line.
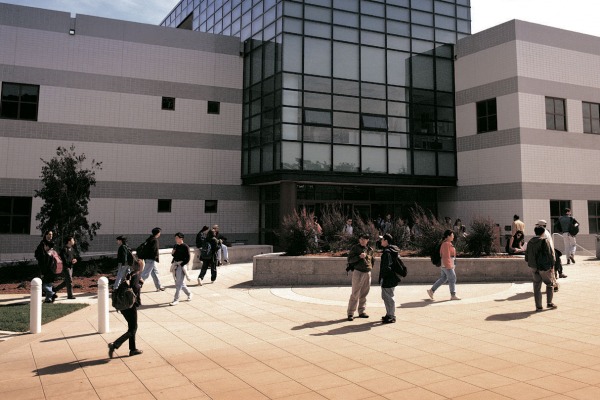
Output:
[199, 259, 217, 282]
[113, 306, 137, 351]
[141, 259, 162, 289]
[381, 287, 396, 317]
[431, 267, 457, 295]
[532, 269, 554, 308]
[562, 233, 576, 259]
[347, 270, 371, 316]
[114, 264, 130, 289]
[217, 244, 229, 263]
[42, 281, 55, 302]
[173, 265, 190, 302]
[54, 267, 74, 297]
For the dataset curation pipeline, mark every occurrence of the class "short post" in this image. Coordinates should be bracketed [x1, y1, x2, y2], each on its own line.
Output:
[98, 277, 109, 334]
[30, 278, 42, 334]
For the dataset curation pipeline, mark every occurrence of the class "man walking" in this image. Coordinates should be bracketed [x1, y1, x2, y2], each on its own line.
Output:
[525, 226, 557, 311]
[346, 233, 374, 321]
[378, 233, 402, 324]
[558, 208, 579, 264]
[169, 232, 193, 306]
[54, 236, 79, 299]
[141, 227, 165, 291]
[212, 224, 228, 265]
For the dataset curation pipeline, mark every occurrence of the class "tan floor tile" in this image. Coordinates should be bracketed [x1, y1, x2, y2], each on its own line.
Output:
[460, 371, 519, 389]
[210, 387, 268, 400]
[558, 367, 600, 385]
[197, 376, 250, 396]
[38, 369, 88, 386]
[397, 368, 451, 387]
[89, 370, 139, 389]
[526, 375, 589, 393]
[280, 364, 329, 380]
[0, 386, 46, 400]
[372, 359, 423, 375]
[490, 381, 555, 400]
[152, 383, 208, 400]
[265, 355, 313, 370]
[524, 360, 580, 375]
[281, 393, 329, 400]
[318, 358, 366, 373]
[240, 369, 292, 385]
[43, 379, 95, 397]
[453, 390, 513, 400]
[143, 373, 192, 391]
[356, 376, 414, 395]
[494, 365, 551, 381]
[318, 383, 377, 400]
[423, 378, 483, 398]
[430, 363, 486, 379]
[336, 366, 384, 382]
[256, 380, 313, 399]
[296, 373, 351, 391]
[95, 381, 150, 400]
[466, 357, 520, 372]
[0, 376, 41, 393]
[47, 388, 100, 400]
[383, 387, 446, 400]
[405, 354, 455, 368]
[564, 386, 600, 400]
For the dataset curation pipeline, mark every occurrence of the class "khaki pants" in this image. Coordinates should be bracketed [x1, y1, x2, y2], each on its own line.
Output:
[347, 270, 371, 316]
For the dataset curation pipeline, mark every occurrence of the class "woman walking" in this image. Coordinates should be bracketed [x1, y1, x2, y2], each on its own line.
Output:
[169, 232, 193, 306]
[108, 258, 143, 358]
[427, 230, 461, 301]
[113, 236, 132, 289]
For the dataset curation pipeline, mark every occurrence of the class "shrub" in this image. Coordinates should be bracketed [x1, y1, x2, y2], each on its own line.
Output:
[384, 217, 412, 249]
[465, 217, 498, 257]
[279, 208, 320, 256]
[409, 205, 447, 257]
[75, 256, 117, 278]
[0, 259, 38, 283]
[320, 203, 352, 252]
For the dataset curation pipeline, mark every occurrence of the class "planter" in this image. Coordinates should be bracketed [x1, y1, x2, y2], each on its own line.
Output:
[252, 253, 532, 286]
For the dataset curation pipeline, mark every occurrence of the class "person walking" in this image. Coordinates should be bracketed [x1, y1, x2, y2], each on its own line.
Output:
[54, 236, 79, 299]
[557, 208, 579, 264]
[198, 228, 219, 284]
[212, 224, 229, 265]
[140, 227, 165, 291]
[169, 232, 193, 306]
[35, 231, 57, 303]
[346, 233, 374, 321]
[427, 230, 461, 301]
[525, 226, 557, 311]
[378, 233, 401, 324]
[108, 261, 143, 358]
[114, 236, 132, 289]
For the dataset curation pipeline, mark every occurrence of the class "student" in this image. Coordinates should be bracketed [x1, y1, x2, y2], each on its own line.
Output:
[378, 233, 401, 324]
[198, 228, 219, 284]
[346, 233, 374, 321]
[114, 236, 132, 289]
[54, 236, 80, 299]
[140, 227, 165, 292]
[427, 230, 461, 301]
[169, 232, 193, 306]
[525, 226, 557, 311]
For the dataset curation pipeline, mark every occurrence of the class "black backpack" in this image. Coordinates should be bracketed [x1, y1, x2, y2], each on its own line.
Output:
[135, 240, 149, 260]
[568, 217, 579, 236]
[430, 242, 442, 267]
[112, 281, 136, 311]
[200, 240, 213, 261]
[392, 254, 408, 278]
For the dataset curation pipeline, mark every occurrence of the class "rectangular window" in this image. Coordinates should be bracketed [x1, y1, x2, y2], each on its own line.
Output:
[205, 200, 218, 213]
[0, 196, 32, 234]
[589, 201, 600, 234]
[1, 82, 39, 121]
[208, 101, 221, 114]
[550, 199, 571, 233]
[303, 109, 332, 126]
[162, 97, 175, 110]
[361, 114, 388, 131]
[545, 97, 566, 131]
[476, 98, 497, 133]
[582, 102, 600, 134]
[157, 199, 172, 213]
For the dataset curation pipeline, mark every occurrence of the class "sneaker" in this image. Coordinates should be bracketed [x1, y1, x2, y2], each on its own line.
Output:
[187, 293, 193, 302]
[570, 255, 575, 264]
[451, 294, 461, 300]
[129, 349, 143, 357]
[426, 289, 434, 300]
[67, 296, 76, 299]
[169, 301, 179, 306]
[347, 315, 354, 321]
[197, 278, 202, 286]
[567, 260, 571, 265]
[158, 287, 166, 292]
[559, 274, 567, 278]
[224, 259, 228, 264]
[554, 286, 559, 292]
[358, 313, 369, 318]
[535, 307, 543, 312]
[108, 343, 116, 359]
[43, 299, 53, 303]
[382, 316, 396, 324]
[51, 293, 58, 303]
[547, 303, 558, 309]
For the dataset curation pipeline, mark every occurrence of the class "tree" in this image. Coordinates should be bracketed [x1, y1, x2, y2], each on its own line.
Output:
[35, 146, 102, 251]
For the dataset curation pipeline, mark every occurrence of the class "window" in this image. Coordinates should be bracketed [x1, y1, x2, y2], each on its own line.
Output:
[545, 97, 566, 131]
[1, 82, 39, 121]
[205, 200, 218, 213]
[0, 196, 32, 234]
[162, 97, 175, 110]
[476, 98, 497, 133]
[157, 199, 172, 213]
[550, 199, 571, 233]
[582, 102, 600, 134]
[589, 201, 600, 234]
[303, 109, 332, 126]
[361, 114, 387, 131]
[208, 101, 220, 114]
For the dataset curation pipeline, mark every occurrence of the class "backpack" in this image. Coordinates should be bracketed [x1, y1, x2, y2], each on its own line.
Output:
[535, 241, 554, 271]
[112, 281, 136, 311]
[124, 245, 137, 266]
[568, 217, 579, 236]
[200, 240, 213, 261]
[430, 242, 442, 267]
[392, 254, 408, 278]
[195, 231, 205, 248]
[135, 240, 149, 260]
[48, 249, 63, 274]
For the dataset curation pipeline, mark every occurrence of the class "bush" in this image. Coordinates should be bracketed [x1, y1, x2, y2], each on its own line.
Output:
[0, 259, 39, 283]
[320, 203, 352, 252]
[279, 208, 320, 256]
[384, 217, 412, 249]
[465, 217, 498, 257]
[75, 256, 117, 278]
[410, 205, 447, 257]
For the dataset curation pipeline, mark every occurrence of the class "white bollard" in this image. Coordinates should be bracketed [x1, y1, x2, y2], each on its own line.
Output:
[98, 277, 110, 334]
[30, 278, 42, 334]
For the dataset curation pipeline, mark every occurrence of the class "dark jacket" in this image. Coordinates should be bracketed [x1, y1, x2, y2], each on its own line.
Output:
[35, 239, 55, 281]
[127, 271, 142, 308]
[172, 243, 191, 266]
[378, 245, 402, 288]
[117, 244, 132, 265]
[145, 235, 160, 262]
[204, 236, 219, 263]
[347, 243, 375, 272]
[525, 236, 554, 270]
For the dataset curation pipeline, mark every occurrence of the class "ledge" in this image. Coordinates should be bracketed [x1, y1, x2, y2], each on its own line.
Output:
[252, 253, 532, 286]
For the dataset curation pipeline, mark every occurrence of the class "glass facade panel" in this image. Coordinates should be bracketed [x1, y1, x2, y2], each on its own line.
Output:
[333, 145, 359, 172]
[361, 46, 385, 83]
[304, 38, 332, 76]
[361, 147, 386, 173]
[303, 143, 331, 171]
[333, 42, 359, 79]
[388, 149, 411, 174]
[414, 151, 436, 175]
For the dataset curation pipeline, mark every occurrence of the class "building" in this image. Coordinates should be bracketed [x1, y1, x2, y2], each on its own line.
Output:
[440, 19, 600, 250]
[0, 3, 254, 259]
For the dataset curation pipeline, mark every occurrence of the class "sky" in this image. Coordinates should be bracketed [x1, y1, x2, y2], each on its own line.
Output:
[2, 0, 600, 37]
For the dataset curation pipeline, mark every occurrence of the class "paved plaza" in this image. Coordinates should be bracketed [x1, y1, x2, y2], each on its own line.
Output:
[1, 257, 600, 400]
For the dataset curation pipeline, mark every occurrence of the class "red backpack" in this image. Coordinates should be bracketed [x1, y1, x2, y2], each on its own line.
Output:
[48, 249, 63, 274]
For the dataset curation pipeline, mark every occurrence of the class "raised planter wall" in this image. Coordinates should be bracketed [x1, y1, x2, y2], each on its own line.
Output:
[253, 253, 533, 286]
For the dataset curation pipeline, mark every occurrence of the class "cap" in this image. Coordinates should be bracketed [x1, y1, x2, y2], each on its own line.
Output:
[535, 220, 547, 227]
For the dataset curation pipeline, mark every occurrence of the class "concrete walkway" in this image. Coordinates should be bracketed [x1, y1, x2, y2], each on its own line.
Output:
[1, 257, 599, 399]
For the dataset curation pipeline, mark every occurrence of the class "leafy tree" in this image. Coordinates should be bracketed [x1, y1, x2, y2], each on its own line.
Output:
[35, 146, 102, 251]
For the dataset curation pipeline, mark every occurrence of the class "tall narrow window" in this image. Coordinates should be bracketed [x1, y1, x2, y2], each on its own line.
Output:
[208, 101, 221, 114]
[582, 102, 600, 134]
[550, 199, 571, 233]
[1, 83, 39, 121]
[162, 97, 175, 110]
[545, 97, 566, 131]
[476, 98, 497, 133]
[589, 201, 600, 234]
[0, 196, 32, 234]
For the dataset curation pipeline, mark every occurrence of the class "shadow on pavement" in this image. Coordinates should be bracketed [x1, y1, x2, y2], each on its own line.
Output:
[494, 292, 533, 302]
[486, 310, 536, 321]
[292, 319, 348, 330]
[311, 321, 381, 336]
[34, 358, 110, 376]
